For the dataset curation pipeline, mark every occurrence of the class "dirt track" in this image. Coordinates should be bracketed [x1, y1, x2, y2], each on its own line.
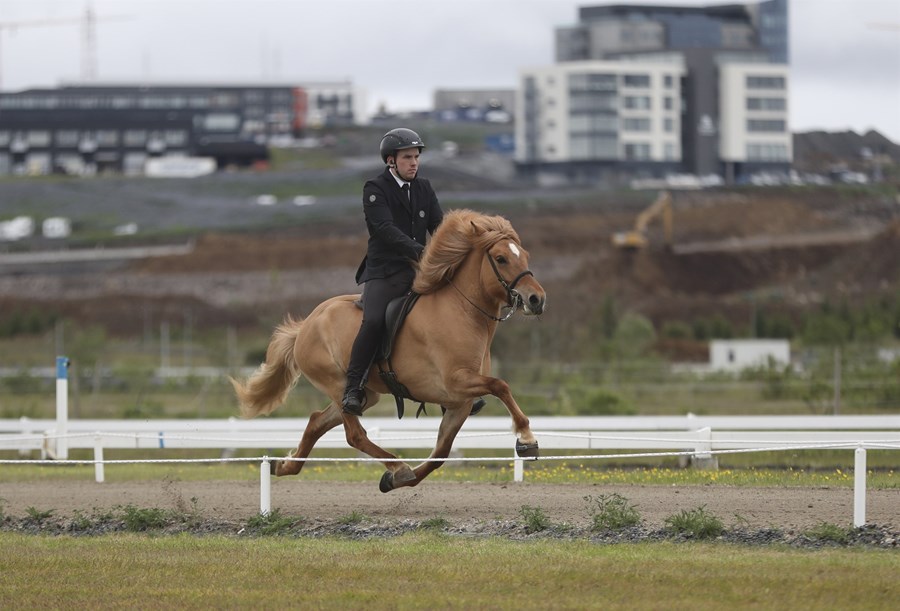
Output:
[1, 480, 897, 530]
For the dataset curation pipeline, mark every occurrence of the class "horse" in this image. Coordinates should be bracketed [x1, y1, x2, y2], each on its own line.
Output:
[230, 208, 547, 492]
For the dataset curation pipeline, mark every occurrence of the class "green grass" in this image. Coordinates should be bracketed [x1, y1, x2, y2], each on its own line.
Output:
[0, 533, 897, 609]
[0, 460, 897, 488]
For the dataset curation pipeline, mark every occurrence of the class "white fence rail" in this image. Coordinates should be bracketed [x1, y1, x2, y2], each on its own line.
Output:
[3, 415, 900, 455]
[2, 415, 899, 526]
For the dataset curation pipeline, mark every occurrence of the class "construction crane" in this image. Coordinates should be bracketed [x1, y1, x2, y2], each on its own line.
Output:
[612, 190, 673, 250]
[0, 5, 132, 90]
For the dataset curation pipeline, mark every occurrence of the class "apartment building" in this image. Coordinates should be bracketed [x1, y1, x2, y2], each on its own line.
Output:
[517, 0, 790, 184]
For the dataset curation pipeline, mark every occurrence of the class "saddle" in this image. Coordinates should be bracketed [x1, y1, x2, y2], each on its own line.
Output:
[354, 291, 425, 419]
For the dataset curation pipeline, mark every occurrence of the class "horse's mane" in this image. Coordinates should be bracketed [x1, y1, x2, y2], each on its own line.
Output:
[413, 209, 521, 295]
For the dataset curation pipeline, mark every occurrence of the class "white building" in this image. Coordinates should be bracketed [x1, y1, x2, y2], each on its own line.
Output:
[709, 339, 790, 372]
[718, 61, 791, 183]
[516, 59, 686, 184]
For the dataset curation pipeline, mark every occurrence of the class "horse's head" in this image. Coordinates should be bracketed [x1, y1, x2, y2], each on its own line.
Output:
[482, 235, 546, 317]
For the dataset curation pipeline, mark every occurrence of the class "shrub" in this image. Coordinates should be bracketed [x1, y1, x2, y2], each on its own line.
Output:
[120, 505, 169, 531]
[585, 493, 641, 531]
[520, 505, 550, 533]
[803, 522, 851, 545]
[245, 508, 298, 535]
[664, 506, 724, 539]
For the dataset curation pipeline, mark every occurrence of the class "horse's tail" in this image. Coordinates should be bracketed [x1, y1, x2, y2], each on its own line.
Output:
[230, 315, 303, 419]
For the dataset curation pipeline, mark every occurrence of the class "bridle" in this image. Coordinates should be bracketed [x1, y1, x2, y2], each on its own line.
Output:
[449, 243, 534, 322]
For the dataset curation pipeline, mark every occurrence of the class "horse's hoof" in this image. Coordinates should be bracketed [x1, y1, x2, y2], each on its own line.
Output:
[394, 465, 416, 484]
[379, 471, 394, 493]
[515, 440, 539, 458]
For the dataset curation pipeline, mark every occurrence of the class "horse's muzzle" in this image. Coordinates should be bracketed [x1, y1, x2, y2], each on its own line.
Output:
[522, 292, 545, 316]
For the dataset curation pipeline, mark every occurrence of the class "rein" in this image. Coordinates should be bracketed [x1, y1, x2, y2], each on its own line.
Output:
[448, 246, 534, 323]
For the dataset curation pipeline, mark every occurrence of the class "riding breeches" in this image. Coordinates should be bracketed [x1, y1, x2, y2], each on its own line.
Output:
[345, 269, 415, 390]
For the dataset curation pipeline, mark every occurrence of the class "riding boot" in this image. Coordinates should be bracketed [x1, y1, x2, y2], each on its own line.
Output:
[342, 379, 366, 416]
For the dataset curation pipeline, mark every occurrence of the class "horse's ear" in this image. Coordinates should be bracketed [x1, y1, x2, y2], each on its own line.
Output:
[470, 220, 485, 235]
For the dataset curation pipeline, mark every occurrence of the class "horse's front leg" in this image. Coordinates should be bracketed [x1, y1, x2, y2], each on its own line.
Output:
[273, 402, 343, 476]
[451, 371, 538, 458]
[386, 403, 471, 492]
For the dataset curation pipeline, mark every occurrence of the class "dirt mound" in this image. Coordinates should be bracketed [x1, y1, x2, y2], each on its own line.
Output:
[802, 220, 900, 295]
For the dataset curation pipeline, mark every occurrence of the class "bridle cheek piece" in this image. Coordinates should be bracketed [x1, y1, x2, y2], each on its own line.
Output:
[487, 247, 534, 314]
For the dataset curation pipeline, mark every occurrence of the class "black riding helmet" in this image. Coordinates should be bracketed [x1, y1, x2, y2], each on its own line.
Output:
[380, 128, 425, 164]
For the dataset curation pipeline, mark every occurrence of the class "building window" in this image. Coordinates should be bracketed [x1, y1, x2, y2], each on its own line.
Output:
[202, 113, 240, 131]
[96, 131, 119, 146]
[746, 75, 785, 89]
[569, 73, 617, 91]
[622, 117, 651, 132]
[664, 96, 674, 111]
[27, 131, 51, 146]
[56, 130, 80, 147]
[624, 143, 651, 160]
[569, 114, 618, 132]
[0, 131, 9, 146]
[664, 142, 679, 160]
[623, 95, 651, 110]
[623, 74, 651, 87]
[747, 143, 789, 161]
[664, 74, 673, 88]
[570, 135, 618, 159]
[164, 130, 187, 146]
[664, 118, 675, 133]
[748, 119, 786, 132]
[747, 97, 786, 111]
[124, 130, 148, 146]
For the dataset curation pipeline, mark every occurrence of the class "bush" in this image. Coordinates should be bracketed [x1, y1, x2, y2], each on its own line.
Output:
[520, 505, 550, 533]
[585, 493, 641, 531]
[664, 506, 724, 539]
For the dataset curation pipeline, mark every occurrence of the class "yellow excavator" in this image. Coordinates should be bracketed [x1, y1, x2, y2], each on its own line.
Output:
[612, 190, 673, 250]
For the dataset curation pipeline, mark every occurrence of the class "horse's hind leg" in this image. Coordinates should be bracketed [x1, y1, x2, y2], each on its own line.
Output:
[387, 404, 470, 491]
[340, 390, 417, 489]
[273, 402, 343, 476]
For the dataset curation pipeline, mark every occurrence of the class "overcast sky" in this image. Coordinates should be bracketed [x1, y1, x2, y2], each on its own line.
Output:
[1, 0, 899, 141]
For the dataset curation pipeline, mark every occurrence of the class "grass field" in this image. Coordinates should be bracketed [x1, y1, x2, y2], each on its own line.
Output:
[1, 533, 897, 609]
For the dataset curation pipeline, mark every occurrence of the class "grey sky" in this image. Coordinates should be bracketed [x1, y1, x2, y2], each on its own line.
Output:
[1, 0, 899, 140]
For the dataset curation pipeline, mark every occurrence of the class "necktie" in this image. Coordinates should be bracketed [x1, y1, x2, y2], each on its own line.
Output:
[402, 183, 410, 201]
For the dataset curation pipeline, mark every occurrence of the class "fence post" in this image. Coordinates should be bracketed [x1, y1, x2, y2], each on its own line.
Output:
[260, 457, 271, 516]
[94, 434, 105, 483]
[55, 356, 70, 460]
[853, 447, 866, 527]
[513, 450, 524, 482]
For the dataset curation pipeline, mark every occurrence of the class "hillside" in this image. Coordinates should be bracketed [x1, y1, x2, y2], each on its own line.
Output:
[1, 179, 898, 354]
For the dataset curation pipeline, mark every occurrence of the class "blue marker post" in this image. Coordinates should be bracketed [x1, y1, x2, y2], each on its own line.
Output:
[55, 356, 70, 460]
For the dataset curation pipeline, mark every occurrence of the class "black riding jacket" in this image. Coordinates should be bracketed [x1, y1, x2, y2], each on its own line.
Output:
[355, 167, 443, 284]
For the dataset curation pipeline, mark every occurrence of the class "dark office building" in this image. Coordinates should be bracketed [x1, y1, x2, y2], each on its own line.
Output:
[0, 84, 309, 175]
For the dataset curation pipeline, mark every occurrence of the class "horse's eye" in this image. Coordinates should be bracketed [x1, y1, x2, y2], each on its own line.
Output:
[496, 255, 508, 265]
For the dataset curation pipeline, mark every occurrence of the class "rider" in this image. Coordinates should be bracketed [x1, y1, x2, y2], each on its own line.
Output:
[341, 128, 444, 415]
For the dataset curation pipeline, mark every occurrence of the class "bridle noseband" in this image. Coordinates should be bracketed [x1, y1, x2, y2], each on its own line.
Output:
[449, 244, 534, 322]
[486, 250, 534, 310]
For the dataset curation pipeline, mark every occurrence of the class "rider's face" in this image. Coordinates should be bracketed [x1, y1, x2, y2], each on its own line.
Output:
[392, 148, 420, 182]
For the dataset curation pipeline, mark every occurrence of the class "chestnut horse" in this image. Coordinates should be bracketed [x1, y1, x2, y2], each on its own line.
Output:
[231, 209, 546, 492]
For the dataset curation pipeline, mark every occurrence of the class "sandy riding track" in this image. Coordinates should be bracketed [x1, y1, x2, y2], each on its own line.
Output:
[1, 479, 897, 530]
